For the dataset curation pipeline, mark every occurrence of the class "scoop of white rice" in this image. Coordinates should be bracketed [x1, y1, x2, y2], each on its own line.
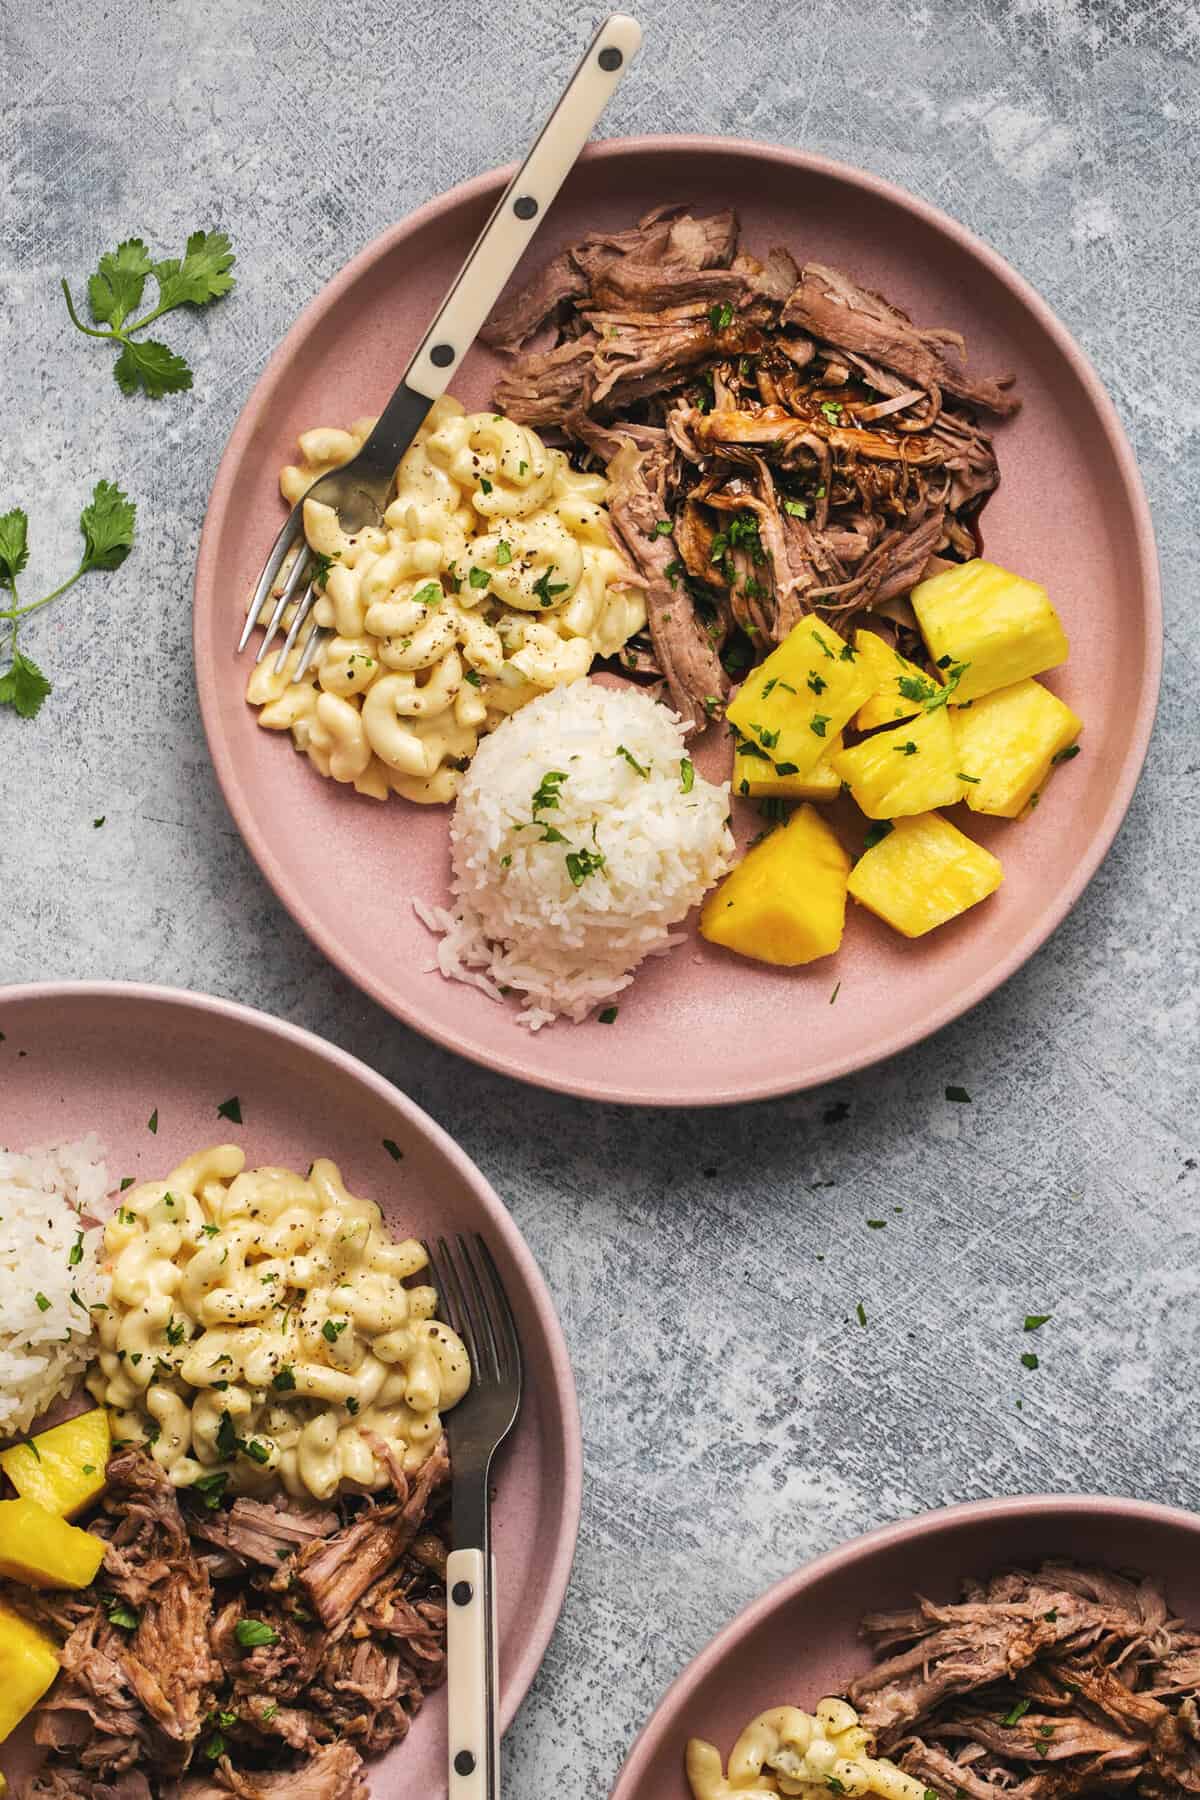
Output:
[416, 680, 733, 1027]
[0, 1137, 111, 1436]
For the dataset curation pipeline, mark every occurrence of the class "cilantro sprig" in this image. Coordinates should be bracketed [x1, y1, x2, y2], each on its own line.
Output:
[61, 229, 236, 397]
[0, 483, 136, 719]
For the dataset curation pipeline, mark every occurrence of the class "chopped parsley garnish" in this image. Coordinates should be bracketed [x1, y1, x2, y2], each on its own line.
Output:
[945, 1085, 972, 1103]
[566, 847, 606, 886]
[531, 770, 568, 815]
[468, 565, 491, 590]
[200, 1222, 219, 1237]
[894, 740, 919, 756]
[346, 1396, 359, 1415]
[215, 1410, 239, 1459]
[165, 1315, 187, 1346]
[820, 400, 843, 423]
[119, 1177, 134, 1191]
[855, 1302, 867, 1327]
[1052, 744, 1081, 765]
[216, 1095, 242, 1124]
[147, 1108, 158, 1133]
[34, 1292, 50, 1312]
[829, 981, 841, 1005]
[1024, 1314, 1052, 1331]
[867, 1219, 886, 1229]
[810, 630, 835, 660]
[616, 744, 649, 778]
[93, 815, 105, 827]
[598, 1006, 619, 1024]
[708, 300, 734, 332]
[478, 476, 493, 495]
[810, 714, 830, 738]
[322, 1319, 349, 1343]
[1021, 1352, 1040, 1371]
[680, 758, 695, 794]
[653, 519, 673, 537]
[494, 540, 512, 566]
[272, 1366, 296, 1391]
[783, 498, 808, 518]
[862, 821, 893, 850]
[308, 550, 336, 589]
[68, 1232, 84, 1267]
[242, 1437, 270, 1465]
[464, 669, 482, 687]
[807, 672, 827, 695]
[382, 1138, 404, 1161]
[191, 1471, 229, 1509]
[753, 724, 780, 749]
[532, 565, 569, 608]
[1001, 1698, 1032, 1726]
[664, 559, 684, 588]
[105, 1596, 140, 1631]
[235, 1617, 279, 1649]
[410, 579, 442, 609]
[957, 771, 980, 783]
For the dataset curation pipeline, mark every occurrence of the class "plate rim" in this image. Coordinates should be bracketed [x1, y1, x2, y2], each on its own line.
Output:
[0, 976, 583, 1740]
[609, 1490, 1200, 1799]
[194, 132, 1163, 1108]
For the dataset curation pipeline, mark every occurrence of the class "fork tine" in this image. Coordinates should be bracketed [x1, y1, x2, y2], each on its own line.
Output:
[254, 553, 315, 666]
[456, 1236, 501, 1381]
[471, 1236, 521, 1383]
[432, 1236, 475, 1365]
[237, 505, 306, 654]
[291, 617, 324, 681]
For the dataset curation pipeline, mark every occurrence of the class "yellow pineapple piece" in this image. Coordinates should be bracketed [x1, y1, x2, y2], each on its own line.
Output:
[0, 1408, 110, 1520]
[853, 629, 943, 730]
[0, 1602, 59, 1743]
[0, 1498, 106, 1589]
[831, 708, 961, 818]
[952, 679, 1082, 818]
[732, 734, 843, 800]
[847, 812, 1003, 937]
[726, 618, 877, 777]
[911, 559, 1068, 703]
[700, 804, 851, 965]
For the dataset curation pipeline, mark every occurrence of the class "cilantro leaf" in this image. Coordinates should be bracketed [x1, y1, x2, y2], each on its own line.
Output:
[0, 510, 30, 583]
[113, 337, 193, 399]
[80, 480, 137, 571]
[87, 238, 153, 330]
[0, 652, 51, 719]
[151, 229, 237, 310]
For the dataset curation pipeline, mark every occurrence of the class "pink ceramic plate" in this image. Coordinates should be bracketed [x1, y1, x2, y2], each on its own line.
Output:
[0, 981, 581, 1796]
[194, 136, 1161, 1106]
[610, 1494, 1200, 1800]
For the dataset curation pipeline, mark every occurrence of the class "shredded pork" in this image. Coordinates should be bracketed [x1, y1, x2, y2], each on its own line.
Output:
[849, 1560, 1200, 1800]
[15, 1442, 450, 1799]
[485, 204, 1018, 727]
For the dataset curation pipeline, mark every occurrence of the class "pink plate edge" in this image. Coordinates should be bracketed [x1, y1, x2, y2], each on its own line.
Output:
[194, 133, 1163, 1109]
[0, 977, 583, 1738]
[609, 1491, 1200, 1799]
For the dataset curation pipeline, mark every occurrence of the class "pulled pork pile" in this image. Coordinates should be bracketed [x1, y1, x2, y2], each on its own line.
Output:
[15, 1442, 450, 1800]
[847, 1560, 1200, 1800]
[483, 204, 1019, 731]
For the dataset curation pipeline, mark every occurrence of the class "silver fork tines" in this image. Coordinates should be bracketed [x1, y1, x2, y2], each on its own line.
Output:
[431, 1235, 522, 1406]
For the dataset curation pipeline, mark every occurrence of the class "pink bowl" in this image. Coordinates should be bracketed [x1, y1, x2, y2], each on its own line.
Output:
[0, 981, 582, 1796]
[610, 1494, 1200, 1800]
[195, 135, 1161, 1106]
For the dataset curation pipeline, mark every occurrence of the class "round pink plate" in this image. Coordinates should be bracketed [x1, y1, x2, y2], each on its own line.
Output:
[610, 1493, 1200, 1800]
[0, 981, 582, 1796]
[195, 136, 1161, 1106]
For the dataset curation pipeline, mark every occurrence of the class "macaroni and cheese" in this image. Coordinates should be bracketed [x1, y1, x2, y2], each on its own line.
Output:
[85, 1144, 470, 1502]
[687, 1698, 934, 1800]
[246, 398, 648, 803]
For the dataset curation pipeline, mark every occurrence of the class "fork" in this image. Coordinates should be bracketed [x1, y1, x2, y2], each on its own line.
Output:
[426, 1234, 523, 1800]
[236, 12, 642, 683]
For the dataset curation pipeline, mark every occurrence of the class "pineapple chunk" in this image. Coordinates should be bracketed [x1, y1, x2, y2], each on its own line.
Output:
[0, 1601, 59, 1743]
[0, 1408, 110, 1520]
[911, 559, 1068, 703]
[952, 679, 1082, 818]
[700, 804, 850, 965]
[732, 734, 843, 800]
[726, 618, 876, 777]
[847, 812, 1003, 937]
[0, 1498, 106, 1589]
[831, 708, 961, 818]
[854, 629, 943, 730]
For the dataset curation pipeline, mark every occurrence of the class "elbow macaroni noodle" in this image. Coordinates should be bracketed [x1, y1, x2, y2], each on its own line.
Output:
[246, 398, 648, 804]
[687, 1699, 934, 1800]
[85, 1144, 470, 1502]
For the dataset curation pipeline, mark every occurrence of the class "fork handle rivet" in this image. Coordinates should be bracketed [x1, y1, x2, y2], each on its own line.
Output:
[513, 195, 538, 220]
[451, 1580, 474, 1606]
[430, 343, 455, 367]
[598, 45, 622, 69]
[455, 1751, 477, 1776]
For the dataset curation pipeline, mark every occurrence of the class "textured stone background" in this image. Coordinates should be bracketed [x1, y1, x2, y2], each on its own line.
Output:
[2, 0, 1198, 1791]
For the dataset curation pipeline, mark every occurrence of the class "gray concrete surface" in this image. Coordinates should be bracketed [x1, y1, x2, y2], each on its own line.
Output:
[2, 0, 1198, 1791]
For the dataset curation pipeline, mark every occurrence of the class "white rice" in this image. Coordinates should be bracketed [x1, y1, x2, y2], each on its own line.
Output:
[0, 1137, 111, 1436]
[416, 680, 734, 1027]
